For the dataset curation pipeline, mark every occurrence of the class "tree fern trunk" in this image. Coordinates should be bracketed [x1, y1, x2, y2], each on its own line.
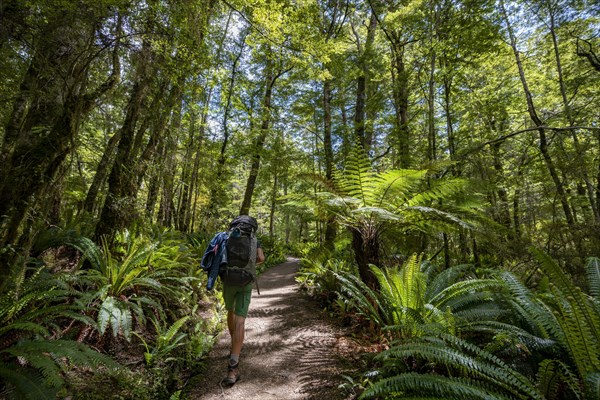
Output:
[352, 228, 380, 290]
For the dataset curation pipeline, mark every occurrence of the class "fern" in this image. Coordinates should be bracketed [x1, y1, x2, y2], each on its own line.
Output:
[336, 256, 504, 339]
[364, 334, 544, 400]
[1, 339, 119, 398]
[98, 296, 133, 340]
[305, 145, 483, 288]
[361, 372, 516, 400]
[0, 365, 56, 400]
[586, 372, 600, 400]
[531, 249, 600, 376]
[135, 316, 191, 366]
[536, 359, 582, 399]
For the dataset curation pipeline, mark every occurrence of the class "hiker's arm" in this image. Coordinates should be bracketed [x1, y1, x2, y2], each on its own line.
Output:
[256, 247, 265, 264]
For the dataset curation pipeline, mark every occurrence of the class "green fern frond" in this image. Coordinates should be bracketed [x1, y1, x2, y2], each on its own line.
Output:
[501, 272, 557, 339]
[429, 279, 502, 310]
[399, 255, 425, 311]
[549, 290, 600, 376]
[376, 169, 427, 207]
[339, 145, 380, 206]
[404, 206, 473, 229]
[161, 316, 190, 343]
[351, 206, 400, 221]
[335, 271, 386, 327]
[377, 337, 542, 399]
[98, 296, 132, 339]
[536, 359, 582, 399]
[586, 372, 600, 400]
[425, 264, 471, 300]
[361, 372, 515, 400]
[0, 364, 56, 400]
[531, 249, 600, 374]
[465, 321, 555, 351]
[405, 177, 469, 207]
[2, 339, 119, 390]
[453, 303, 506, 322]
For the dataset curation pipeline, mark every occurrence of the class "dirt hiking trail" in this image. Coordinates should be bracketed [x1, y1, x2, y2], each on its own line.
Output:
[189, 258, 346, 399]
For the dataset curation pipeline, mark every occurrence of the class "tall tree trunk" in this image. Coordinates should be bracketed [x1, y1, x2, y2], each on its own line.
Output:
[95, 40, 153, 240]
[284, 175, 290, 244]
[157, 101, 184, 228]
[323, 78, 336, 249]
[427, 51, 437, 161]
[145, 140, 165, 221]
[84, 131, 121, 215]
[209, 40, 244, 214]
[500, 0, 574, 226]
[390, 40, 410, 168]
[0, 8, 120, 248]
[443, 79, 455, 157]
[269, 172, 278, 238]
[176, 110, 197, 231]
[240, 56, 287, 216]
[351, 11, 377, 151]
[492, 143, 511, 228]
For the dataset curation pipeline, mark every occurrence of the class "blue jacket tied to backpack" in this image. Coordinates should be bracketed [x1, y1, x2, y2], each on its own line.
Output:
[200, 232, 228, 290]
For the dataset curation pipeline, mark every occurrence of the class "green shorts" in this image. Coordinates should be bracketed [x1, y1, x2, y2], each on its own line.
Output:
[223, 282, 253, 317]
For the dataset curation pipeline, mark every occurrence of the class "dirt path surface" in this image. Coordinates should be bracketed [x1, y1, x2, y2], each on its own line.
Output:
[188, 258, 345, 400]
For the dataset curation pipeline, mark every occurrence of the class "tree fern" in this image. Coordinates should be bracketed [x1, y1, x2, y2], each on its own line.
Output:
[335, 145, 380, 207]
[302, 145, 483, 286]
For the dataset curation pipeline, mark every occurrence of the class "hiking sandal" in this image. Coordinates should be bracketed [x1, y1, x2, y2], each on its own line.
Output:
[223, 361, 241, 385]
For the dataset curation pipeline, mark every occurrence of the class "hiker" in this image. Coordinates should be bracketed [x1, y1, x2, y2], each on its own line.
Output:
[201, 215, 265, 385]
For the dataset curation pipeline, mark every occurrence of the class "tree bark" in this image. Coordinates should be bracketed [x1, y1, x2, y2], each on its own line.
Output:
[491, 143, 511, 228]
[95, 39, 153, 240]
[390, 39, 411, 168]
[323, 79, 337, 249]
[84, 130, 121, 215]
[240, 56, 287, 216]
[0, 7, 121, 247]
[269, 172, 278, 238]
[427, 51, 437, 161]
[352, 227, 380, 290]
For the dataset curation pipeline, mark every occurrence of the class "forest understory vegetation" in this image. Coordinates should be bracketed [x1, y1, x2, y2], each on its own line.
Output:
[1, 0, 600, 398]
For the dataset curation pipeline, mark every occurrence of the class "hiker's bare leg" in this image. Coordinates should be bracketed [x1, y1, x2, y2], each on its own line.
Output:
[227, 310, 235, 337]
[228, 310, 245, 356]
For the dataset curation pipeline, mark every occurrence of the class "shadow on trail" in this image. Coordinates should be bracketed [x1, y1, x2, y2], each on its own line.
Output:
[187, 258, 343, 400]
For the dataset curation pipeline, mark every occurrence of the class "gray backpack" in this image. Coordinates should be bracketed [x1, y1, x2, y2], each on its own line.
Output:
[222, 216, 258, 287]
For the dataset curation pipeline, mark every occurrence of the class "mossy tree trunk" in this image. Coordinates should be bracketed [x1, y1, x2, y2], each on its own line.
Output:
[0, 4, 121, 252]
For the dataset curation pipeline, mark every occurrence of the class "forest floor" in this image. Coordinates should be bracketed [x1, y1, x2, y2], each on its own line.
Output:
[187, 257, 359, 400]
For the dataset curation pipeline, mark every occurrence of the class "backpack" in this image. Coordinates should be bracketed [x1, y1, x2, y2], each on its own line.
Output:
[221, 215, 258, 287]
